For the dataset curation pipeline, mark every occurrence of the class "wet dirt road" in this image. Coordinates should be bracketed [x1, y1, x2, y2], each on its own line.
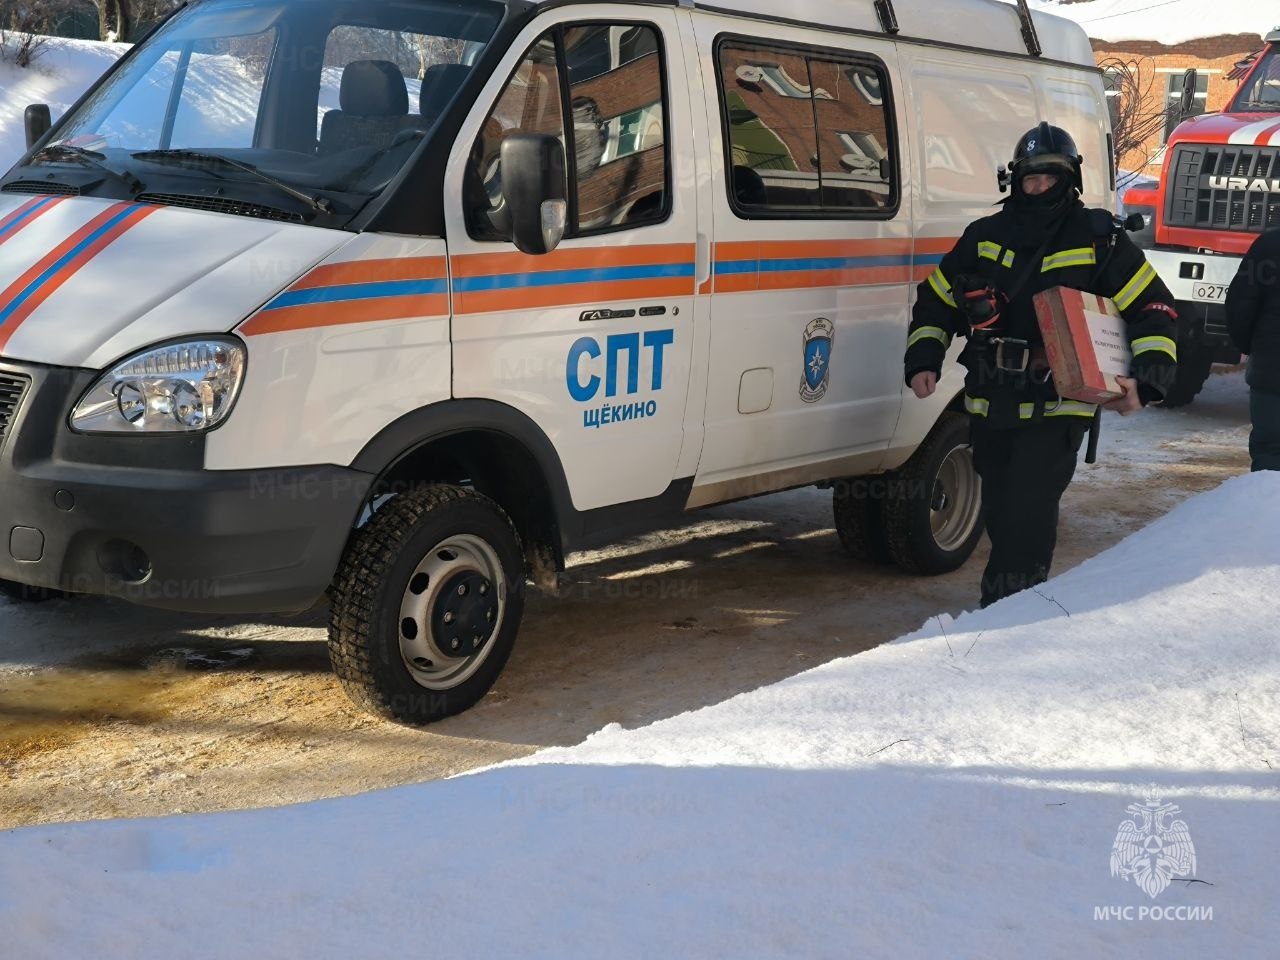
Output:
[0, 373, 1253, 830]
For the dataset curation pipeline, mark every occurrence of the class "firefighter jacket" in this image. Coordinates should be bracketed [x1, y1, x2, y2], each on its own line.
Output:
[904, 198, 1179, 428]
[1226, 227, 1280, 395]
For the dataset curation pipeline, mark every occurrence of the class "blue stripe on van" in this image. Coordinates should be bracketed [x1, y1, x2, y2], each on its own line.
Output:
[716, 254, 916, 275]
[264, 278, 450, 310]
[0, 204, 140, 325]
[453, 262, 695, 293]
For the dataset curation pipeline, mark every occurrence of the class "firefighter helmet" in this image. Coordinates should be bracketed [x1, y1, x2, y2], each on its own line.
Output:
[1010, 122, 1083, 192]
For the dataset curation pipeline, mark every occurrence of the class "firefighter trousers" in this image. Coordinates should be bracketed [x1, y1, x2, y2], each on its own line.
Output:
[1249, 387, 1280, 472]
[970, 416, 1087, 608]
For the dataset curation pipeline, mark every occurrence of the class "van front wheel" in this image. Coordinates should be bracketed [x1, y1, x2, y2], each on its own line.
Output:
[882, 412, 983, 575]
[327, 485, 524, 725]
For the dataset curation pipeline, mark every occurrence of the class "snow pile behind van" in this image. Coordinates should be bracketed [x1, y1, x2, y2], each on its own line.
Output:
[0, 38, 125, 168]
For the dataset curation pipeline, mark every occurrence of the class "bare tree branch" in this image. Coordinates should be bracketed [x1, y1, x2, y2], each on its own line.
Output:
[1101, 55, 1181, 177]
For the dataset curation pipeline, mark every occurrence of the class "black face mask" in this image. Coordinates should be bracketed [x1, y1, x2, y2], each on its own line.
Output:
[1012, 174, 1073, 215]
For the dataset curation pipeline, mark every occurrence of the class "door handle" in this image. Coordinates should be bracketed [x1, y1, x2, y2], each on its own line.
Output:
[696, 231, 712, 289]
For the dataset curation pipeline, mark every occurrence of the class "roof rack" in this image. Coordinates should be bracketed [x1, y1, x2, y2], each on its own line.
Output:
[1015, 0, 1042, 57]
[874, 0, 899, 34]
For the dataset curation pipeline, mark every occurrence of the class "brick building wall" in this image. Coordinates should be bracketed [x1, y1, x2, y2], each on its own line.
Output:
[1092, 33, 1263, 175]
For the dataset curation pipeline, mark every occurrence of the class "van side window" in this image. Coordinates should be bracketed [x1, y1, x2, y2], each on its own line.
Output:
[467, 34, 566, 240]
[564, 25, 668, 232]
[467, 23, 670, 241]
[718, 40, 897, 218]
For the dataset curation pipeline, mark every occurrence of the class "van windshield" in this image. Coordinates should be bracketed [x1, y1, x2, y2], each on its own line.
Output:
[1232, 49, 1280, 112]
[40, 0, 504, 222]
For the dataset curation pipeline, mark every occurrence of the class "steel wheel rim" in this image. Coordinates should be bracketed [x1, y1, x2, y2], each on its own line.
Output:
[398, 534, 506, 691]
[930, 444, 981, 553]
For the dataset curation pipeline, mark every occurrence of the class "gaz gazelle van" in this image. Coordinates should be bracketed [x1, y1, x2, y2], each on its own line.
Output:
[0, 0, 1112, 723]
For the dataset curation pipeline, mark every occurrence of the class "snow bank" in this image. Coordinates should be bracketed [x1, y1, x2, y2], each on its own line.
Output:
[0, 37, 125, 170]
[1022, 0, 1270, 47]
[2, 469, 1277, 958]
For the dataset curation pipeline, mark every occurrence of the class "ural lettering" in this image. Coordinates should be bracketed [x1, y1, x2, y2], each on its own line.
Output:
[1207, 175, 1280, 192]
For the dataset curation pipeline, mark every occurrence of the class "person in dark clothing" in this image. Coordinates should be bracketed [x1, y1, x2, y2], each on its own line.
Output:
[904, 122, 1179, 608]
[1226, 231, 1280, 471]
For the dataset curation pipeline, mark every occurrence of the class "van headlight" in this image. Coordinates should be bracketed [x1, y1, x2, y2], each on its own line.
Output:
[71, 339, 246, 434]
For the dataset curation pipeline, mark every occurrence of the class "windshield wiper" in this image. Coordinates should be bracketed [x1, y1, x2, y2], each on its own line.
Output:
[31, 143, 145, 194]
[131, 149, 333, 215]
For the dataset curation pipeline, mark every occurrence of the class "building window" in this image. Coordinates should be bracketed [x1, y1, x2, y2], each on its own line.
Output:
[1164, 71, 1208, 143]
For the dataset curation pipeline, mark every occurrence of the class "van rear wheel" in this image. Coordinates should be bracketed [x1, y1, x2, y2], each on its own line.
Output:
[832, 480, 891, 563]
[327, 484, 524, 725]
[882, 412, 983, 575]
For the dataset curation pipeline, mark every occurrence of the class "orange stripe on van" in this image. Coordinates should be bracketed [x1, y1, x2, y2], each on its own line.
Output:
[451, 243, 697, 315]
[452, 243, 695, 279]
[288, 256, 448, 291]
[241, 293, 450, 336]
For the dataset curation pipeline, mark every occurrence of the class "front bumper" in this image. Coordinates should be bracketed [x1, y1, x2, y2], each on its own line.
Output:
[1143, 247, 1242, 361]
[0, 359, 372, 613]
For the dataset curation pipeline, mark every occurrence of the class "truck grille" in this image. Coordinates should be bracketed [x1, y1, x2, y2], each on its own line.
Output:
[1167, 144, 1280, 233]
[0, 373, 29, 453]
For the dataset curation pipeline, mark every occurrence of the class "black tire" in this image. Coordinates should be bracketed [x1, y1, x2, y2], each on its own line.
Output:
[832, 478, 891, 563]
[882, 412, 984, 575]
[327, 484, 525, 726]
[0, 579, 66, 603]
[1159, 345, 1213, 408]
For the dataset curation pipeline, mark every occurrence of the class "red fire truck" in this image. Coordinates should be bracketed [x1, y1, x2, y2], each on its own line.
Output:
[1122, 28, 1280, 406]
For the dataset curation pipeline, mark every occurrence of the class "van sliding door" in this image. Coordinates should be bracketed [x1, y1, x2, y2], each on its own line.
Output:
[689, 21, 910, 506]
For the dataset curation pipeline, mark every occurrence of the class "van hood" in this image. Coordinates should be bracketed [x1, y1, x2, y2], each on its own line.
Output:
[0, 194, 347, 369]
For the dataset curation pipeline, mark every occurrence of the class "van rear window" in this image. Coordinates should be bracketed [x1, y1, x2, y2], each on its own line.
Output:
[717, 40, 898, 219]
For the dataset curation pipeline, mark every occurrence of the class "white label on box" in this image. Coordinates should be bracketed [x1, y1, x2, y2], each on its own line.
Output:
[1083, 308, 1131, 391]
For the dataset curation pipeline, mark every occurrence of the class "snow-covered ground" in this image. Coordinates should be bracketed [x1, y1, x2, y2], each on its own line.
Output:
[1, 391, 1274, 955]
[0, 37, 125, 169]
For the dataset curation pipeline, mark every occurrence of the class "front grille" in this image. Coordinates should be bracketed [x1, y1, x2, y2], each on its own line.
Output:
[136, 193, 305, 223]
[0, 373, 30, 454]
[1167, 143, 1280, 233]
[2, 181, 81, 196]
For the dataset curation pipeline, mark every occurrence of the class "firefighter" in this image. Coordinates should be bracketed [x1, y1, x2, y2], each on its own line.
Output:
[904, 122, 1179, 608]
[1226, 229, 1280, 471]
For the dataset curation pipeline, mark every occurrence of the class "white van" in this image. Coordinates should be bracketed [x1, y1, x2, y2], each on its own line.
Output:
[0, 0, 1108, 723]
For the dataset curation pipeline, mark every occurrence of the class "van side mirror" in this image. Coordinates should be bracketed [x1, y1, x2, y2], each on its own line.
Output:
[1179, 69, 1198, 117]
[500, 134, 568, 256]
[25, 104, 52, 150]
